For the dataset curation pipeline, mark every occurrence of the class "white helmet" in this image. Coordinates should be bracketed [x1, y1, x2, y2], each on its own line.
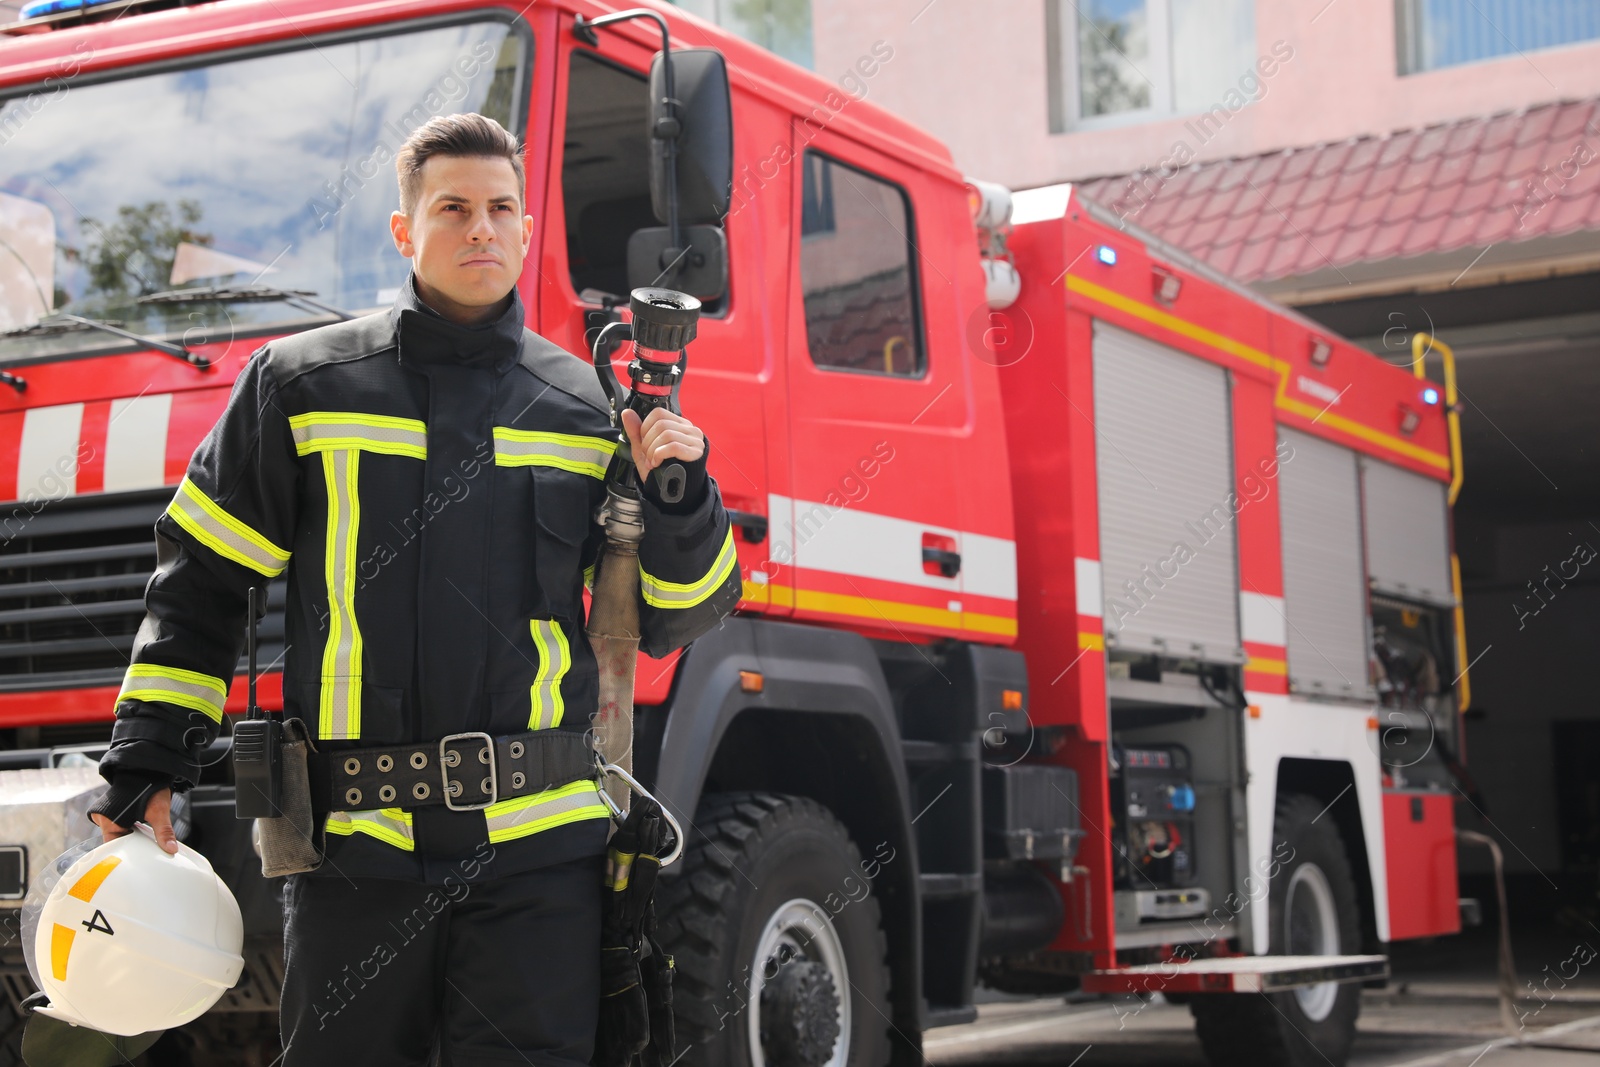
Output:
[22, 823, 244, 1036]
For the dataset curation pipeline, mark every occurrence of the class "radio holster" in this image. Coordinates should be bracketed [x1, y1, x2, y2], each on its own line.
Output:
[251, 717, 323, 877]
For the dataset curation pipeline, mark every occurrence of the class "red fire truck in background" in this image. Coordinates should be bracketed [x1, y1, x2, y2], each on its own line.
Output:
[0, 0, 1470, 1064]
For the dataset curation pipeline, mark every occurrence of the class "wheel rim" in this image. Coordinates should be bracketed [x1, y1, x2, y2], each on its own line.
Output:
[748, 898, 850, 1067]
[1284, 862, 1341, 1021]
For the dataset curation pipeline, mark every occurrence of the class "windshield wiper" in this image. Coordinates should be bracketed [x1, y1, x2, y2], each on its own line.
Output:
[138, 285, 355, 322]
[0, 314, 205, 368]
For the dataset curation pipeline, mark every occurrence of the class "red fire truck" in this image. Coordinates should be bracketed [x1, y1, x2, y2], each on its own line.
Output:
[0, 0, 1469, 1064]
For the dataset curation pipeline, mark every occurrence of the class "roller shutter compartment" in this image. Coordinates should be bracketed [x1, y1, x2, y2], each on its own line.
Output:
[1277, 429, 1373, 699]
[1360, 458, 1454, 608]
[1092, 322, 1242, 665]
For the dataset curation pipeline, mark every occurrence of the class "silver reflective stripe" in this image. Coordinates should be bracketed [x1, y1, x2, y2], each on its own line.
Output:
[117, 663, 229, 723]
[483, 780, 612, 844]
[319, 450, 363, 739]
[529, 620, 572, 730]
[165, 477, 291, 577]
[492, 428, 615, 479]
[290, 412, 428, 459]
[325, 807, 414, 850]
[639, 526, 738, 609]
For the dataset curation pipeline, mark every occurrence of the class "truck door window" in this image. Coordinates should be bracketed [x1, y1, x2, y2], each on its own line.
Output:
[798, 151, 923, 377]
[561, 52, 654, 302]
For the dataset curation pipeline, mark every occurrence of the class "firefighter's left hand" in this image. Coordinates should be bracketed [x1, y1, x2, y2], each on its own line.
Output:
[620, 408, 706, 479]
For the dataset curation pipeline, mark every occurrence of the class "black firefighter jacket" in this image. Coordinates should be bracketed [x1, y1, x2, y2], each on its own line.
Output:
[93, 272, 742, 883]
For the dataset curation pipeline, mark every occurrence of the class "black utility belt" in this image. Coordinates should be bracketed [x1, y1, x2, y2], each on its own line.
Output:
[307, 728, 599, 813]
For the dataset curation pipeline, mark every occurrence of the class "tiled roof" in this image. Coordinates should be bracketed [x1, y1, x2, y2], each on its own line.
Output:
[1074, 97, 1600, 284]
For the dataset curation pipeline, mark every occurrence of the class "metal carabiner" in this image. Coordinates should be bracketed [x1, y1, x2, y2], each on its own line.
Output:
[594, 757, 686, 867]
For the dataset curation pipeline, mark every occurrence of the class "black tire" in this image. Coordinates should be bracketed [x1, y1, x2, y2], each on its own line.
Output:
[1190, 793, 1364, 1067]
[656, 792, 893, 1067]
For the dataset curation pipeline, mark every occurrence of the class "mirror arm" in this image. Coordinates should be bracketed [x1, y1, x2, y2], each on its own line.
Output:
[572, 9, 682, 256]
[572, 8, 669, 49]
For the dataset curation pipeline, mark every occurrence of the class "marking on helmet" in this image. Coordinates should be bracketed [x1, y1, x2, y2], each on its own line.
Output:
[67, 857, 121, 901]
[50, 924, 74, 980]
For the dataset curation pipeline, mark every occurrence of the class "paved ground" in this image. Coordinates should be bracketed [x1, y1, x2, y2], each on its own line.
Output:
[923, 992, 1600, 1066]
[924, 924, 1600, 1066]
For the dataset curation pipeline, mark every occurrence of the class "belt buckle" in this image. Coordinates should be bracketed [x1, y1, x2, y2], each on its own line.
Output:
[440, 731, 497, 811]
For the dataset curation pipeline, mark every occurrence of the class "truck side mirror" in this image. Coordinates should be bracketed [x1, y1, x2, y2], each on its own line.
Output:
[627, 225, 728, 300]
[649, 48, 732, 227]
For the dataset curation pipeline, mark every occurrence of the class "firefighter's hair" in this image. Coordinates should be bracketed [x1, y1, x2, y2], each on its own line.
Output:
[394, 113, 526, 217]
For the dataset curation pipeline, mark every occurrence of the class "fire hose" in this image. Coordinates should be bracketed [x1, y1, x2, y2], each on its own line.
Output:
[589, 286, 705, 1067]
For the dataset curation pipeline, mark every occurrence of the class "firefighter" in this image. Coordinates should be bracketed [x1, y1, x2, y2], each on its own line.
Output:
[84, 112, 742, 1065]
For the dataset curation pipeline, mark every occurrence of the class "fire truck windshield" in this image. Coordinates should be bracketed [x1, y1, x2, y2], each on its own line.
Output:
[0, 17, 528, 364]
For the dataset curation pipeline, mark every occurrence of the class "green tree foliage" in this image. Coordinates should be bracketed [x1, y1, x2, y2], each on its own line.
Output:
[64, 199, 212, 305]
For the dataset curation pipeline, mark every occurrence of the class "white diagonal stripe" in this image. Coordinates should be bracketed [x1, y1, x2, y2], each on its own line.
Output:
[1075, 558, 1103, 618]
[18, 403, 83, 500]
[105, 393, 172, 492]
[1240, 592, 1288, 646]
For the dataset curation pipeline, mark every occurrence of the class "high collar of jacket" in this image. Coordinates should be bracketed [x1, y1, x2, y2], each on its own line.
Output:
[390, 271, 525, 375]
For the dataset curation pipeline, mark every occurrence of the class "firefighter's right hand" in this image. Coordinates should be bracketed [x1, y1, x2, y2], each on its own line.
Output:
[90, 786, 181, 854]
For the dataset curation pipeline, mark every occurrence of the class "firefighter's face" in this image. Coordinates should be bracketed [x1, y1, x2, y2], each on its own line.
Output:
[390, 155, 533, 324]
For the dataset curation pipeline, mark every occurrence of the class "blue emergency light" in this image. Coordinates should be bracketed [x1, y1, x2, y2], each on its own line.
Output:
[20, 0, 116, 18]
[1422, 387, 1440, 405]
[1095, 245, 1118, 266]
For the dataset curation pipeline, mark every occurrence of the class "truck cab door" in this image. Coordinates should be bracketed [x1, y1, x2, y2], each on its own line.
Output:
[537, 30, 776, 616]
[778, 122, 976, 640]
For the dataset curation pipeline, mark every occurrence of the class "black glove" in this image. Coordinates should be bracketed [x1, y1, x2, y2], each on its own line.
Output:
[639, 435, 709, 516]
[85, 768, 173, 831]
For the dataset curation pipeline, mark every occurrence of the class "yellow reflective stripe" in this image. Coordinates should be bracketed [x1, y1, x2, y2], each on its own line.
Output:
[50, 924, 74, 981]
[483, 779, 611, 843]
[639, 525, 737, 609]
[165, 477, 291, 577]
[289, 412, 428, 459]
[324, 807, 414, 850]
[117, 663, 229, 723]
[318, 450, 363, 739]
[529, 619, 571, 730]
[67, 857, 122, 902]
[583, 562, 596, 593]
[1064, 275, 1451, 472]
[492, 427, 616, 479]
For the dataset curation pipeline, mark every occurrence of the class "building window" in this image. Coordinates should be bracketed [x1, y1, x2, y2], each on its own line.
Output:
[1047, 0, 1257, 130]
[1397, 0, 1600, 73]
[798, 153, 923, 378]
[671, 0, 813, 69]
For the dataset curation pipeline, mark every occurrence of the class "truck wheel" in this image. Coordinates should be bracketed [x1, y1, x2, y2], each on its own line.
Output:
[1190, 793, 1364, 1067]
[657, 792, 893, 1067]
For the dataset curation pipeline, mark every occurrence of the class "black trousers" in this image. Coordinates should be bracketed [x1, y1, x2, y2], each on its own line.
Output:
[278, 852, 603, 1067]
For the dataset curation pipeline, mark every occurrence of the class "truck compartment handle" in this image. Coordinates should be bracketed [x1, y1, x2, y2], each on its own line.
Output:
[922, 545, 961, 578]
[728, 510, 767, 544]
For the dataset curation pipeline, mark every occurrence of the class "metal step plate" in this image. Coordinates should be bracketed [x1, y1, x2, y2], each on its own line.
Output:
[1081, 954, 1389, 995]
